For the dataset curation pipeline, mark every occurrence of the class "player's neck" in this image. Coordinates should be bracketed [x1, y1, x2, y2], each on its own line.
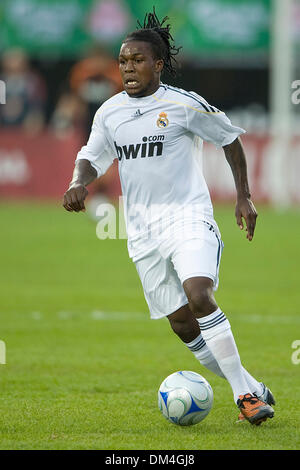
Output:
[127, 82, 161, 99]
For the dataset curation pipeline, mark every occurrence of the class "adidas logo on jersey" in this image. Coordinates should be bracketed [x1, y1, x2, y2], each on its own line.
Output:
[114, 135, 165, 160]
[132, 109, 143, 118]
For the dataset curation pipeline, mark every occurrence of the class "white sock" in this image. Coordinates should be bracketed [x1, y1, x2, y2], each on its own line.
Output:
[242, 368, 264, 397]
[185, 333, 225, 378]
[185, 333, 264, 397]
[197, 308, 250, 403]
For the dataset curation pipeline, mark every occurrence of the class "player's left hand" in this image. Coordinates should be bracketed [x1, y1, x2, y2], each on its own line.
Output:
[235, 197, 258, 241]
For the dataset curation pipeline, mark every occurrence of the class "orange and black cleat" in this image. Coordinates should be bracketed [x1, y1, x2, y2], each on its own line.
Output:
[236, 383, 275, 424]
[237, 393, 274, 426]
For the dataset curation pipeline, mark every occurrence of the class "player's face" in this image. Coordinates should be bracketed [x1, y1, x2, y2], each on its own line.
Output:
[119, 41, 163, 97]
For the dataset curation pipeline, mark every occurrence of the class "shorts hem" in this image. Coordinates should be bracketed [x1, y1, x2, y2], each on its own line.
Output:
[149, 299, 189, 320]
[180, 272, 216, 285]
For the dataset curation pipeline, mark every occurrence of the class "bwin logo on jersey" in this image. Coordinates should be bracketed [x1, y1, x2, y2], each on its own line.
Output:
[114, 135, 165, 161]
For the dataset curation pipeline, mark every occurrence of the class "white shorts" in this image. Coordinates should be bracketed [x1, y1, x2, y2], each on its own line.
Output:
[134, 222, 224, 319]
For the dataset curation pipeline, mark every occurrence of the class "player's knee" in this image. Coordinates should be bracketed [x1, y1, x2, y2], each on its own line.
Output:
[188, 290, 216, 317]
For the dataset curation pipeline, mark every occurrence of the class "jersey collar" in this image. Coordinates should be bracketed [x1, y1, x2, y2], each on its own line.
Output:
[125, 83, 166, 105]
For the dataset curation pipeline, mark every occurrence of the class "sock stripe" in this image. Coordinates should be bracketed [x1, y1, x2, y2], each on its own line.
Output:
[188, 338, 206, 352]
[199, 312, 227, 330]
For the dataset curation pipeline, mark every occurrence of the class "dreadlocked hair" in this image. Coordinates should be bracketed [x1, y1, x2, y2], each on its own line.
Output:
[124, 7, 181, 77]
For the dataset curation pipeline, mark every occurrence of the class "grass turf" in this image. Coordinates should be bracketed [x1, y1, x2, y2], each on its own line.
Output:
[0, 201, 299, 450]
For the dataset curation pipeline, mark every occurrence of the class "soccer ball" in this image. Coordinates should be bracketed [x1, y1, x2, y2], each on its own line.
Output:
[158, 371, 213, 426]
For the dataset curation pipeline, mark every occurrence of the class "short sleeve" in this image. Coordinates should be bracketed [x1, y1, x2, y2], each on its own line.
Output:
[185, 93, 246, 148]
[75, 109, 115, 177]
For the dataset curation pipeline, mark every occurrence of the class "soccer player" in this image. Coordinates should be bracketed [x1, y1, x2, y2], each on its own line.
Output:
[63, 9, 275, 425]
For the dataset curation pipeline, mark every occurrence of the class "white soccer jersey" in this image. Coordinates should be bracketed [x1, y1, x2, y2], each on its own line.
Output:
[76, 83, 245, 260]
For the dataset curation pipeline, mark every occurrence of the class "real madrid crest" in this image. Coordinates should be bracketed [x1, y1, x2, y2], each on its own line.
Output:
[157, 112, 169, 128]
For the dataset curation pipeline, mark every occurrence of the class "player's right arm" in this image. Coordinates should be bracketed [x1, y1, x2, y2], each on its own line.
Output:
[63, 159, 97, 212]
[63, 108, 115, 213]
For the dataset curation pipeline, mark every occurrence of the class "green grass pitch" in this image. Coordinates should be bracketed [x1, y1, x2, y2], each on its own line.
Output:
[0, 201, 299, 450]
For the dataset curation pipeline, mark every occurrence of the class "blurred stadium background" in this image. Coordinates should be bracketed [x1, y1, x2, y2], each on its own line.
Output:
[0, 0, 299, 205]
[0, 0, 300, 450]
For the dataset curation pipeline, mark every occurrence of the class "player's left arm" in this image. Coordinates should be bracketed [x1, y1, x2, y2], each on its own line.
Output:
[223, 137, 258, 241]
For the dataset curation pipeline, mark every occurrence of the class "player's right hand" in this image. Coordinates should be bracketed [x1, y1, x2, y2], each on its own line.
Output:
[63, 183, 88, 212]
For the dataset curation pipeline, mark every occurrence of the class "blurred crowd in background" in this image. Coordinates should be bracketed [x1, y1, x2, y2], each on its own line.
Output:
[0, 43, 274, 139]
[0, 46, 123, 138]
[0, 0, 299, 205]
[1, 0, 298, 139]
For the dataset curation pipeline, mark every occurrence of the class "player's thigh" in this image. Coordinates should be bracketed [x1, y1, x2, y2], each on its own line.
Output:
[170, 229, 223, 290]
[134, 250, 188, 320]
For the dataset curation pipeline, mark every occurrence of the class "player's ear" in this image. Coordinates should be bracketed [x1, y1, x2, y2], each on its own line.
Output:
[155, 59, 164, 74]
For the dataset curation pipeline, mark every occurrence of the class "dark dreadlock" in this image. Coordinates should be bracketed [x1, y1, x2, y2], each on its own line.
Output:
[124, 7, 181, 77]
